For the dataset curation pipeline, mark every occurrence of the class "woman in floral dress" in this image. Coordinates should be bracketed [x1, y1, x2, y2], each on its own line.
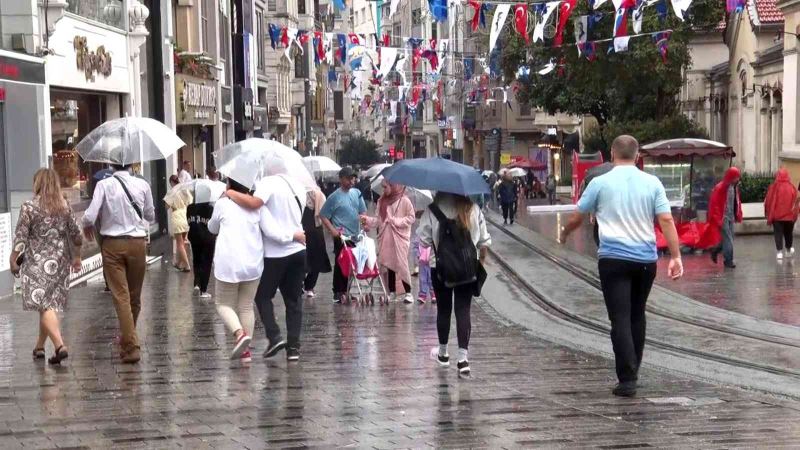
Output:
[10, 169, 82, 365]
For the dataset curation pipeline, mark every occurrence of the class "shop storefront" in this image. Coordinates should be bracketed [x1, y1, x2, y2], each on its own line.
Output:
[175, 73, 218, 177]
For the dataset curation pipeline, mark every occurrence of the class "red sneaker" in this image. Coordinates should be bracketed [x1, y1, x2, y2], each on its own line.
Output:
[240, 350, 252, 364]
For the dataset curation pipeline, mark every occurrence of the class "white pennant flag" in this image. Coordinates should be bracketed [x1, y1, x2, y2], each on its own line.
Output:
[671, 0, 693, 20]
[324, 33, 334, 65]
[614, 36, 631, 52]
[538, 60, 556, 75]
[574, 16, 588, 44]
[437, 39, 449, 74]
[533, 2, 559, 43]
[388, 101, 398, 123]
[378, 48, 399, 78]
[390, 0, 401, 18]
[633, 0, 659, 33]
[592, 0, 610, 9]
[489, 5, 511, 54]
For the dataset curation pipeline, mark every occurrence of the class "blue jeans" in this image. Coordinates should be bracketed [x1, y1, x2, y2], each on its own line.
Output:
[418, 263, 432, 298]
[718, 219, 735, 265]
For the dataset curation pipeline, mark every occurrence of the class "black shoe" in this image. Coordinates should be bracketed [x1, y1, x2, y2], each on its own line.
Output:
[333, 293, 343, 304]
[612, 381, 637, 397]
[503, 220, 508, 225]
[263, 339, 286, 359]
[286, 347, 300, 361]
[724, 262, 737, 269]
[710, 250, 719, 264]
[457, 360, 471, 378]
[437, 353, 450, 367]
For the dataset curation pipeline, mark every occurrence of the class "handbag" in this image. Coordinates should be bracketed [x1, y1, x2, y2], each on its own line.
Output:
[336, 239, 356, 278]
[472, 260, 487, 297]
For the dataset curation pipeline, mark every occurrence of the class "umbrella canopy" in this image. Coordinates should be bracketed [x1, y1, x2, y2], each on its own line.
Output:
[381, 158, 490, 196]
[365, 163, 392, 179]
[303, 156, 341, 178]
[481, 170, 495, 178]
[507, 167, 527, 178]
[508, 158, 547, 170]
[76, 117, 184, 165]
[370, 175, 433, 211]
[175, 179, 227, 204]
[640, 138, 735, 158]
[214, 138, 315, 190]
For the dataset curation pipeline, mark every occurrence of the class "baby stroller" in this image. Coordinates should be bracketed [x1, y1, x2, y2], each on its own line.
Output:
[338, 234, 387, 305]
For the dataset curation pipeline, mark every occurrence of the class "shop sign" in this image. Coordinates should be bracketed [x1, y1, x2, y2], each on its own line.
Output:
[220, 86, 233, 122]
[0, 55, 45, 84]
[500, 153, 512, 165]
[176, 74, 218, 125]
[74, 36, 112, 82]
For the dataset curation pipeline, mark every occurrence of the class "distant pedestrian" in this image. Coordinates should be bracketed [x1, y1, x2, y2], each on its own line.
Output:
[320, 167, 367, 303]
[303, 187, 331, 298]
[165, 175, 192, 272]
[10, 169, 83, 365]
[497, 172, 517, 225]
[764, 168, 798, 260]
[560, 135, 683, 397]
[418, 192, 491, 379]
[226, 162, 307, 362]
[179, 160, 193, 183]
[207, 179, 266, 364]
[83, 164, 155, 364]
[545, 174, 557, 205]
[361, 180, 416, 303]
[187, 189, 216, 299]
[708, 167, 742, 268]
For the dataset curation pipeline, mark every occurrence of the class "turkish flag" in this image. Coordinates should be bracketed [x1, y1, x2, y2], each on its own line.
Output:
[514, 4, 529, 44]
[554, 0, 577, 46]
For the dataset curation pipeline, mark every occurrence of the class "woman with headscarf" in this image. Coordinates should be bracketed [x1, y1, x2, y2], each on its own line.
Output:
[707, 167, 742, 268]
[303, 187, 331, 298]
[361, 180, 416, 303]
[765, 168, 799, 260]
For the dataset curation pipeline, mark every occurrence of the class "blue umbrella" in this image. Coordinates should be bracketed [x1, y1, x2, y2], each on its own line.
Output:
[381, 157, 490, 196]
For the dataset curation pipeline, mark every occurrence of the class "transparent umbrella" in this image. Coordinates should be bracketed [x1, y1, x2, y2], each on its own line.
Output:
[364, 163, 392, 179]
[75, 117, 184, 165]
[213, 138, 315, 190]
[173, 179, 227, 204]
[303, 155, 341, 179]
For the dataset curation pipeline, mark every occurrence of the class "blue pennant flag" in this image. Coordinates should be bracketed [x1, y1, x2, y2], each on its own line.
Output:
[588, 13, 603, 37]
[464, 57, 475, 81]
[328, 68, 337, 83]
[428, 0, 448, 22]
[268, 23, 281, 49]
[336, 34, 347, 63]
[407, 37, 424, 48]
[655, 0, 668, 22]
[333, 0, 346, 11]
[489, 47, 501, 79]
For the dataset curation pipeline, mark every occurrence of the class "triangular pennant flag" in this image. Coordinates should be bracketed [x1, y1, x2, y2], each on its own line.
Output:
[554, 0, 577, 46]
[428, 0, 448, 21]
[574, 16, 588, 44]
[613, 6, 629, 38]
[333, 0, 346, 11]
[464, 57, 475, 80]
[469, 0, 483, 32]
[653, 31, 671, 63]
[670, 0, 693, 20]
[589, 0, 610, 9]
[614, 36, 631, 52]
[533, 2, 559, 43]
[514, 4, 530, 44]
[336, 34, 347, 63]
[490, 5, 511, 53]
[538, 60, 555, 75]
[390, 0, 401, 17]
[656, 0, 669, 21]
[588, 12, 603, 37]
[280, 27, 290, 48]
[378, 48, 399, 78]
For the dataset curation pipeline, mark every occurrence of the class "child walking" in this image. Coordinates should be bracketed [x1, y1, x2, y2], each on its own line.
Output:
[417, 242, 436, 304]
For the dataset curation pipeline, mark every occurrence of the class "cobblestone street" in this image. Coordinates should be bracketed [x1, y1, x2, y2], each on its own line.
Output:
[0, 256, 799, 448]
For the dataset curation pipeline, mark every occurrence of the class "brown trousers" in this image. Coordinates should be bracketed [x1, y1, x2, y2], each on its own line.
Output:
[101, 238, 147, 354]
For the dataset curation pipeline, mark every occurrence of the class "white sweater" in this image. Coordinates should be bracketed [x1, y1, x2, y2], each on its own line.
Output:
[417, 198, 491, 268]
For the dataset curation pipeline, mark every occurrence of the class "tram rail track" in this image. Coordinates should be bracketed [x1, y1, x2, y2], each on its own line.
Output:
[486, 216, 800, 381]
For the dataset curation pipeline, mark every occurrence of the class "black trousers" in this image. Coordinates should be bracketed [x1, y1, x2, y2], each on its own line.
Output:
[304, 271, 319, 291]
[597, 258, 657, 383]
[432, 268, 474, 350]
[773, 221, 795, 251]
[190, 237, 215, 292]
[501, 202, 516, 222]
[332, 239, 355, 295]
[387, 269, 411, 293]
[254, 250, 306, 349]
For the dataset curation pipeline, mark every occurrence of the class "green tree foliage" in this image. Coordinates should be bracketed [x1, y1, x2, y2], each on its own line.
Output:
[339, 136, 381, 167]
[500, 0, 723, 129]
[583, 114, 709, 158]
[739, 172, 774, 203]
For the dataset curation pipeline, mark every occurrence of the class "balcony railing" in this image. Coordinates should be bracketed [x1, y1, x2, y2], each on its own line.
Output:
[67, 0, 124, 29]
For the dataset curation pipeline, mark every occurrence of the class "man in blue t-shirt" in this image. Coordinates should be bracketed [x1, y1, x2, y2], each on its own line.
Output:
[559, 135, 683, 398]
[320, 167, 367, 303]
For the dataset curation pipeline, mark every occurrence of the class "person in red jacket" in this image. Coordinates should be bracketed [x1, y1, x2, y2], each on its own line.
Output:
[764, 168, 799, 260]
[708, 167, 743, 268]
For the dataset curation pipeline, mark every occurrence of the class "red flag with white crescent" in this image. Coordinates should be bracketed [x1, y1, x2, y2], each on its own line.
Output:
[514, 4, 529, 44]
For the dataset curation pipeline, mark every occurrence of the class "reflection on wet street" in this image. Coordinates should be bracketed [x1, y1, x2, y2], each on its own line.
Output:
[509, 202, 800, 325]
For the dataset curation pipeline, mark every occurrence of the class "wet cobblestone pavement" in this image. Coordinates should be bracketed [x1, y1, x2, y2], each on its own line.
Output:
[1, 258, 800, 448]
[506, 200, 800, 326]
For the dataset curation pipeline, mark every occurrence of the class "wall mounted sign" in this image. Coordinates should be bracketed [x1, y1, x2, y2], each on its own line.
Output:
[74, 36, 112, 82]
[176, 73, 218, 126]
[0, 55, 45, 84]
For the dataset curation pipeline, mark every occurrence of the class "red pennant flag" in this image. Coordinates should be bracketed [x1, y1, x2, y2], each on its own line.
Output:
[343, 73, 349, 92]
[280, 28, 289, 48]
[469, 0, 482, 32]
[298, 32, 310, 46]
[315, 31, 324, 62]
[382, 33, 391, 47]
[412, 47, 422, 71]
[514, 4, 529, 44]
[554, 0, 577, 46]
[348, 33, 360, 44]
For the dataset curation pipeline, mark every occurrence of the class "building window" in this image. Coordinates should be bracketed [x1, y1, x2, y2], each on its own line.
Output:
[201, 0, 210, 53]
[66, 0, 123, 29]
[295, 57, 305, 78]
[334, 91, 344, 120]
[298, 0, 306, 14]
[256, 11, 264, 71]
[431, 24, 437, 41]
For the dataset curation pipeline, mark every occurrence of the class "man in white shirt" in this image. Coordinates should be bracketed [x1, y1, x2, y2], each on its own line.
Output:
[227, 170, 307, 361]
[178, 160, 193, 184]
[82, 164, 155, 364]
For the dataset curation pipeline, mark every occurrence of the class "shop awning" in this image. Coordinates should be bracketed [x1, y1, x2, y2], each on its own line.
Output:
[640, 138, 735, 158]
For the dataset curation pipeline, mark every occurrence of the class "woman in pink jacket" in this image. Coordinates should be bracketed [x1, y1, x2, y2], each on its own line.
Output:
[361, 181, 416, 303]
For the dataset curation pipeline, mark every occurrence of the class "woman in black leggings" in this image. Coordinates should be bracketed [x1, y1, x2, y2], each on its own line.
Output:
[418, 193, 491, 379]
[765, 169, 799, 260]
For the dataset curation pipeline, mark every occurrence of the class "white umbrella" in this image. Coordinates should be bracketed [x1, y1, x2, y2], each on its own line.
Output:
[303, 155, 341, 178]
[507, 167, 527, 178]
[175, 179, 227, 204]
[76, 117, 184, 165]
[364, 163, 392, 179]
[371, 175, 433, 211]
[213, 138, 315, 190]
[482, 170, 495, 177]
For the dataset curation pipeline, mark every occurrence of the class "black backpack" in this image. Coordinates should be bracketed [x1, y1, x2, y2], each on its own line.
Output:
[429, 203, 477, 288]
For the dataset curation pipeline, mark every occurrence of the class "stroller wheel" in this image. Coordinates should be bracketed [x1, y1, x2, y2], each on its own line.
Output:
[378, 295, 385, 305]
[368, 294, 375, 306]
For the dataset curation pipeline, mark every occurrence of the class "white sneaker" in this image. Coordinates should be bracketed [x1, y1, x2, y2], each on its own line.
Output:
[193, 286, 200, 295]
[403, 293, 414, 304]
[304, 290, 315, 298]
[199, 292, 212, 299]
[388, 293, 397, 302]
[790, 248, 796, 257]
[778, 251, 785, 260]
